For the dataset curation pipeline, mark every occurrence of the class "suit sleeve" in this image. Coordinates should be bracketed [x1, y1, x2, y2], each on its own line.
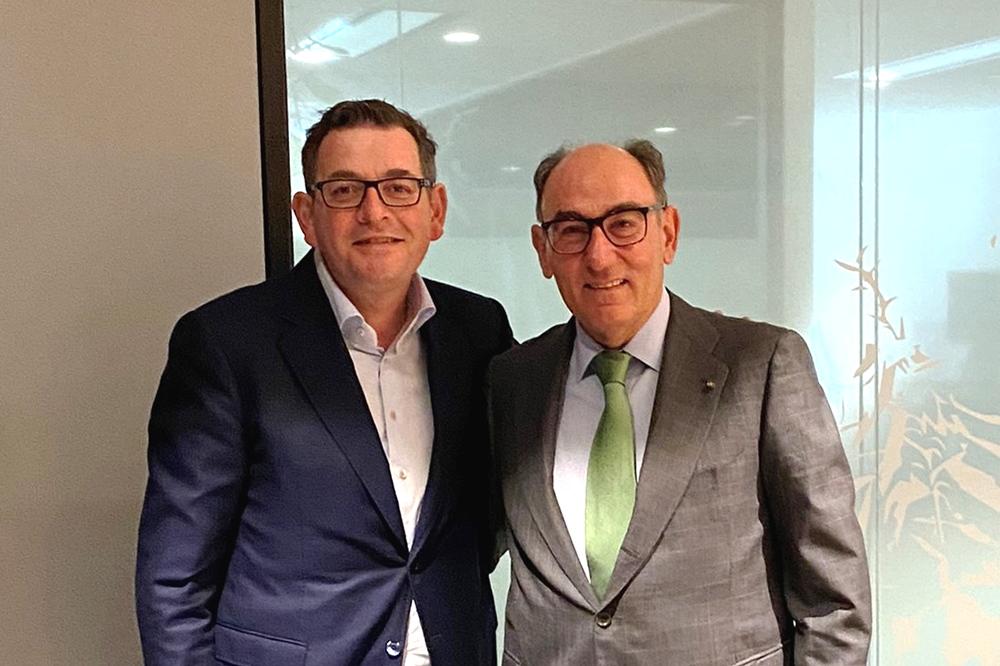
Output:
[492, 297, 517, 352]
[484, 299, 515, 573]
[759, 330, 872, 665]
[136, 311, 249, 665]
[485, 359, 508, 573]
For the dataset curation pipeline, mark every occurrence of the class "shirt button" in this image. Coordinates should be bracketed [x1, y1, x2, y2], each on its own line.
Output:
[389, 410, 397, 420]
[595, 611, 613, 628]
[397, 467, 408, 480]
[385, 640, 402, 658]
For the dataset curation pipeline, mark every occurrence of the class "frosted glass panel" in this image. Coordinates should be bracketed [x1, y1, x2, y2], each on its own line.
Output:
[813, 0, 1000, 663]
[283, 0, 1000, 662]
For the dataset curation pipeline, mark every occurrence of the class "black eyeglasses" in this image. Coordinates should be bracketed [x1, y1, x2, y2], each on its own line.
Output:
[540, 205, 665, 254]
[311, 177, 432, 209]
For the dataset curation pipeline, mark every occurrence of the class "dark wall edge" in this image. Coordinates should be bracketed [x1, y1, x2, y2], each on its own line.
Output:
[256, 0, 293, 277]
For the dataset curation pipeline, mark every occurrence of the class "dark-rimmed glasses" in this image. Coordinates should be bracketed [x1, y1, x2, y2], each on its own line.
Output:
[540, 205, 665, 255]
[311, 177, 432, 209]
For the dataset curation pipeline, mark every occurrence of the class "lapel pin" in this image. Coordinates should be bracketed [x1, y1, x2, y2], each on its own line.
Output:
[704, 380, 716, 392]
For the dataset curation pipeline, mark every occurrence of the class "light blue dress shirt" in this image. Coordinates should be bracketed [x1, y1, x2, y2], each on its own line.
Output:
[552, 288, 671, 580]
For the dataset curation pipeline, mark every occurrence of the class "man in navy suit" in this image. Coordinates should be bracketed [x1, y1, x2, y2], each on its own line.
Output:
[136, 100, 512, 666]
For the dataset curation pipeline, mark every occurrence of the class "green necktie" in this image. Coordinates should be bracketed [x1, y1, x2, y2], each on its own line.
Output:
[585, 350, 637, 599]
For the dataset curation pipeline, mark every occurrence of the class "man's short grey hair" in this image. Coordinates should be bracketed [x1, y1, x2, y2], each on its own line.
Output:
[532, 139, 668, 220]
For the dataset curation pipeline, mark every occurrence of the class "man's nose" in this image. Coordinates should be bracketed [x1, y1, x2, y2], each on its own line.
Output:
[582, 226, 617, 269]
[356, 184, 389, 222]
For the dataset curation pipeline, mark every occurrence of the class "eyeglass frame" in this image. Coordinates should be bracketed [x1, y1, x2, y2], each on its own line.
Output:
[539, 203, 666, 255]
[309, 176, 434, 209]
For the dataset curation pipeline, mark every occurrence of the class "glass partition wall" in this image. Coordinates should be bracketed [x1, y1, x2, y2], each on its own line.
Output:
[280, 1, 1000, 662]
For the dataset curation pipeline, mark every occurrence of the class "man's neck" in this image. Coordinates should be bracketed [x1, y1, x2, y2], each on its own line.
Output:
[345, 282, 411, 350]
[313, 252, 417, 350]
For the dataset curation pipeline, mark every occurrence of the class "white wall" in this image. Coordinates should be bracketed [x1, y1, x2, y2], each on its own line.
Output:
[0, 1, 264, 663]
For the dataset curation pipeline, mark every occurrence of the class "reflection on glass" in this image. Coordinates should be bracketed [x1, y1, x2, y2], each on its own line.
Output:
[283, 1, 1000, 662]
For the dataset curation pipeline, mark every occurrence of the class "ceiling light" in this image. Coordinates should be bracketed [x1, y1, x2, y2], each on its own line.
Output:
[289, 46, 343, 64]
[862, 71, 896, 88]
[654, 126, 677, 134]
[288, 11, 442, 63]
[444, 32, 480, 43]
[501, 165, 521, 173]
[288, 18, 348, 63]
[836, 37, 1000, 84]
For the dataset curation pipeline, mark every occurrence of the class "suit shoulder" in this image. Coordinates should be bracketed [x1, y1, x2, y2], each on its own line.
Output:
[179, 277, 276, 325]
[684, 302, 804, 367]
[425, 279, 510, 327]
[491, 322, 566, 375]
[170, 271, 297, 353]
[425, 278, 501, 311]
[423, 279, 514, 361]
[697, 306, 786, 339]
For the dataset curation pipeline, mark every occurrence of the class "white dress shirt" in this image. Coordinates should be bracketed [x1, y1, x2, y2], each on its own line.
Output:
[315, 252, 434, 666]
[552, 288, 671, 580]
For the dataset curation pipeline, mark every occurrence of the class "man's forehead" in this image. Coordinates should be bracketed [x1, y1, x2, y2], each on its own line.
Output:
[542, 144, 653, 213]
[315, 125, 421, 177]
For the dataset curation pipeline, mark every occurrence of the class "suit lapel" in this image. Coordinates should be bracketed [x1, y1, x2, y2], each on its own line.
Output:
[511, 323, 599, 610]
[409, 308, 464, 556]
[603, 295, 729, 603]
[276, 255, 407, 553]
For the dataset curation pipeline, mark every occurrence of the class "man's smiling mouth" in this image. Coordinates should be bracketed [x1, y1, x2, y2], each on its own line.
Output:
[355, 236, 403, 245]
[587, 279, 627, 290]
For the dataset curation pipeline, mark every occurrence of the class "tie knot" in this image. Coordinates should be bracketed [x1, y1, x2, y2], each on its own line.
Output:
[591, 350, 630, 386]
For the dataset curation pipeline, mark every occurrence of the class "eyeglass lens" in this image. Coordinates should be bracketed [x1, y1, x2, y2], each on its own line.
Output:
[547, 209, 647, 253]
[320, 178, 422, 207]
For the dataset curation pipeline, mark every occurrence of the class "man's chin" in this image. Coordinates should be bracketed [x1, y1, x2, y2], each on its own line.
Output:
[352, 258, 421, 288]
[575, 312, 637, 348]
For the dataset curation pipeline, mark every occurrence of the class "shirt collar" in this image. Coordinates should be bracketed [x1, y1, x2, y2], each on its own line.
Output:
[570, 288, 671, 382]
[313, 250, 436, 352]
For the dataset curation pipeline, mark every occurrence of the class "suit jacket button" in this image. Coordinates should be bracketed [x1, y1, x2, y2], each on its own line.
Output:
[385, 640, 402, 658]
[595, 611, 613, 628]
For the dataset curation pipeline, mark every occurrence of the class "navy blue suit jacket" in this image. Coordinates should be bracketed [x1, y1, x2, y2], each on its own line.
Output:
[136, 253, 513, 665]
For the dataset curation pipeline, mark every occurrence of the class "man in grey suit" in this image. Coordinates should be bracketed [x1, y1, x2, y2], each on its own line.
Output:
[487, 140, 871, 665]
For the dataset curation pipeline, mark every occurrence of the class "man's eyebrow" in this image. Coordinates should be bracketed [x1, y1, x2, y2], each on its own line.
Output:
[383, 168, 419, 177]
[547, 208, 588, 221]
[319, 168, 419, 180]
[546, 201, 648, 221]
[605, 201, 647, 215]
[317, 170, 360, 180]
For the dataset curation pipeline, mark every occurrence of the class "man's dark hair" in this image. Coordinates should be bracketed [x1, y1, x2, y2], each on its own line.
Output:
[532, 139, 668, 220]
[301, 99, 438, 189]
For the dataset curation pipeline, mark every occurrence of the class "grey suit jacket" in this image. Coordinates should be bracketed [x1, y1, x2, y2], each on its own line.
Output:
[487, 294, 871, 666]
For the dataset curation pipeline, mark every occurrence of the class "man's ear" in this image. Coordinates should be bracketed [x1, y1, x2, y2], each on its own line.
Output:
[427, 183, 447, 241]
[661, 205, 681, 265]
[531, 225, 554, 279]
[291, 191, 318, 248]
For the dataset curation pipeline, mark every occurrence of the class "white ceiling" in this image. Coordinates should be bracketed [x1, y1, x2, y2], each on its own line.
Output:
[282, 0, 1000, 239]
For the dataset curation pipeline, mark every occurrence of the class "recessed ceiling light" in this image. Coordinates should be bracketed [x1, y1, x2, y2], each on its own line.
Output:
[444, 32, 479, 43]
[501, 165, 522, 173]
[654, 126, 677, 134]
